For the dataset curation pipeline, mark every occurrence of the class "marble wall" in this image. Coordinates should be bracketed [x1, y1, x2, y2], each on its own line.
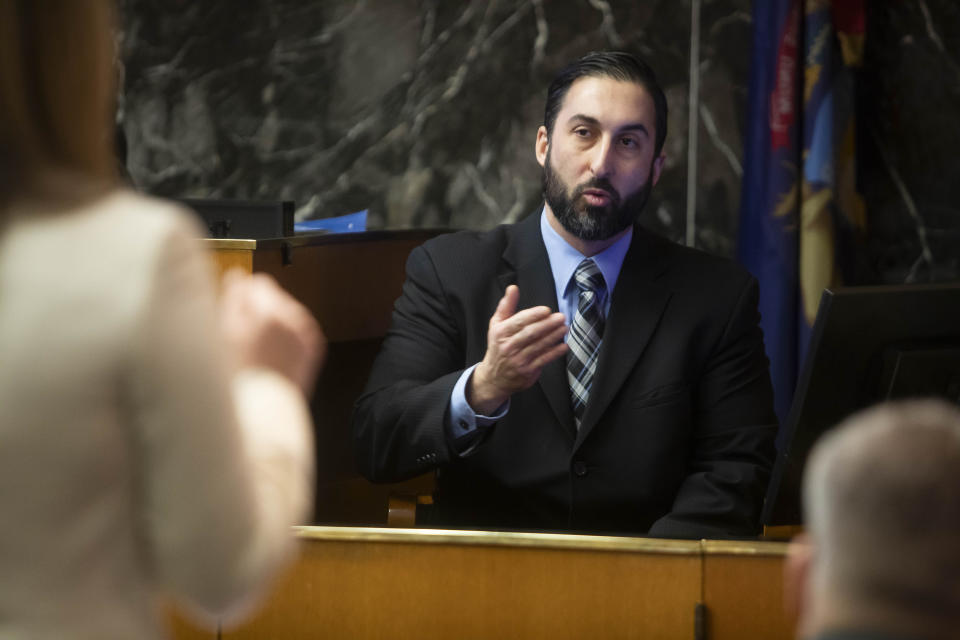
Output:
[858, 0, 960, 284]
[118, 0, 960, 282]
[118, 0, 743, 248]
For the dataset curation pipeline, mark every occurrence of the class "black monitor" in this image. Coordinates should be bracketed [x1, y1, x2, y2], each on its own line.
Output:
[178, 198, 295, 239]
[762, 283, 960, 527]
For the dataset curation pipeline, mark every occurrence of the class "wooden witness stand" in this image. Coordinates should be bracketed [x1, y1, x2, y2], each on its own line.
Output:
[205, 231, 442, 524]
[167, 232, 794, 639]
[174, 528, 792, 640]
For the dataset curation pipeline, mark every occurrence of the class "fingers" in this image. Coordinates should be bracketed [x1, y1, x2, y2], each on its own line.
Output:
[487, 284, 567, 362]
[473, 284, 573, 405]
[512, 321, 568, 373]
[499, 311, 566, 356]
[218, 269, 248, 317]
[490, 286, 557, 339]
[218, 272, 325, 394]
[249, 274, 325, 391]
[503, 305, 557, 334]
[528, 338, 569, 370]
[249, 274, 316, 341]
[492, 284, 520, 323]
[220, 267, 243, 292]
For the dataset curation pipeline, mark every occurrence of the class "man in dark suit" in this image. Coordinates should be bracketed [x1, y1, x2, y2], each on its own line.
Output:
[353, 52, 777, 539]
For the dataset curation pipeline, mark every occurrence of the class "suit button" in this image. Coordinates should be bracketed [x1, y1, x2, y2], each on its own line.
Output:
[573, 461, 588, 477]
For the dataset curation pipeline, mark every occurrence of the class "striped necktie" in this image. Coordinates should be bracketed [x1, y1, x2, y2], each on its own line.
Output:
[566, 258, 606, 429]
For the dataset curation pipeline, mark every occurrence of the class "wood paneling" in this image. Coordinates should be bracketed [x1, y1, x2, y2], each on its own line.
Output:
[206, 240, 255, 278]
[249, 231, 440, 342]
[702, 540, 793, 640]
[222, 529, 703, 640]
[207, 231, 442, 526]
[172, 529, 792, 640]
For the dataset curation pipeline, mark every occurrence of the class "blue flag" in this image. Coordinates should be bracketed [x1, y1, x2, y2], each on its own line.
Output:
[739, 0, 802, 430]
[739, 0, 867, 435]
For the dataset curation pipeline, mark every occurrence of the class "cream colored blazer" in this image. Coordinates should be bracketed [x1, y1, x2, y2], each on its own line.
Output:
[0, 190, 313, 639]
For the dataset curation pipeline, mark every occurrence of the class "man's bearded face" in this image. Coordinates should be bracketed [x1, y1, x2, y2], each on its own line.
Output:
[543, 146, 654, 241]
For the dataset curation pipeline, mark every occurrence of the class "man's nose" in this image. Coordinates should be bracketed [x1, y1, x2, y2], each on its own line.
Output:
[589, 137, 615, 178]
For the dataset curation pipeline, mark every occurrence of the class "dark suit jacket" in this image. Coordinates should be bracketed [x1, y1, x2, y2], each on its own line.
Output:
[353, 211, 777, 538]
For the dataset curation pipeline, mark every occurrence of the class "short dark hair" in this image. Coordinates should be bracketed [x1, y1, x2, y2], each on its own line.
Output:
[543, 51, 668, 155]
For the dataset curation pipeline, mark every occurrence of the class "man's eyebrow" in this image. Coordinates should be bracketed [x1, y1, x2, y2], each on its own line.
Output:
[567, 114, 650, 137]
[567, 114, 601, 127]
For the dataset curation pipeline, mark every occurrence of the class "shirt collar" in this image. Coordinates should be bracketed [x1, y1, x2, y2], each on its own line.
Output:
[540, 207, 632, 302]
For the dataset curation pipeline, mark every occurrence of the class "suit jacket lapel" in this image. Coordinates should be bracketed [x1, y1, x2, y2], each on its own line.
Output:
[575, 227, 673, 449]
[500, 212, 576, 436]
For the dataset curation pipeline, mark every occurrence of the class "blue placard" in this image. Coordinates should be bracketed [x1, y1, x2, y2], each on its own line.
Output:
[295, 209, 367, 234]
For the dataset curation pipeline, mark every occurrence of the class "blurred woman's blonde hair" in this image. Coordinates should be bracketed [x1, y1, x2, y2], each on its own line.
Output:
[0, 0, 117, 208]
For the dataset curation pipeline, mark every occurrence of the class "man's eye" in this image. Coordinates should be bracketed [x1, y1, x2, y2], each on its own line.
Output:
[619, 137, 639, 148]
[573, 128, 592, 138]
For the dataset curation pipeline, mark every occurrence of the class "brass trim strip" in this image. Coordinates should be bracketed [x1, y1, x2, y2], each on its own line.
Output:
[294, 526, 702, 555]
[700, 539, 790, 556]
[202, 238, 257, 250]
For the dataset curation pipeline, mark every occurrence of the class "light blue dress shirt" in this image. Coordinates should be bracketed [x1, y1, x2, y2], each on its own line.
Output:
[446, 208, 633, 446]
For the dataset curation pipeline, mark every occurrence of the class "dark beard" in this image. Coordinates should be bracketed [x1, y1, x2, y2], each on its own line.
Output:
[542, 153, 653, 242]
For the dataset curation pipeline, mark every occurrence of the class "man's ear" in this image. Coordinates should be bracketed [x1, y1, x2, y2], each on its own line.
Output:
[784, 533, 813, 633]
[651, 152, 666, 186]
[535, 125, 549, 168]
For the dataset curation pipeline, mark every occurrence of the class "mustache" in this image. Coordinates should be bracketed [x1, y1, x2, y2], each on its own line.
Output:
[572, 178, 621, 205]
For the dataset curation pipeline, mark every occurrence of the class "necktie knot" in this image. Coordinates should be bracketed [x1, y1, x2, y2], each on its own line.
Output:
[574, 259, 606, 298]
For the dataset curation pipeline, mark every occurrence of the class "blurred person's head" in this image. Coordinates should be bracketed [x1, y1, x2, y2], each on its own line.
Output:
[0, 0, 117, 207]
[786, 399, 960, 640]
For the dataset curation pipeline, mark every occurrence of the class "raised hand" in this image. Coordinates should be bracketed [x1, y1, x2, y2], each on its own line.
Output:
[467, 285, 568, 415]
[219, 270, 326, 395]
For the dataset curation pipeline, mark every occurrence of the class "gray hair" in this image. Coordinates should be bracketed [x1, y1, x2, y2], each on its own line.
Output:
[803, 399, 960, 625]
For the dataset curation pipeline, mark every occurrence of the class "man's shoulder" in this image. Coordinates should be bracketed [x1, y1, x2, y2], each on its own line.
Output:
[418, 220, 522, 262]
[637, 227, 754, 286]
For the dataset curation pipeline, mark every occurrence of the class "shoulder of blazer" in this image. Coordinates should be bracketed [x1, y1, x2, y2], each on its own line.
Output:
[632, 225, 754, 287]
[417, 211, 540, 271]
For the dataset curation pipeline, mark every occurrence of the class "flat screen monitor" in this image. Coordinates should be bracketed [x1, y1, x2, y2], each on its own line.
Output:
[178, 198, 295, 239]
[762, 283, 960, 527]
